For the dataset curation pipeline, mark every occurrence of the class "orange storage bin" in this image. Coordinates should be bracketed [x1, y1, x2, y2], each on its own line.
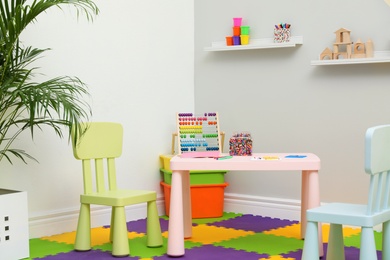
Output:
[161, 181, 228, 218]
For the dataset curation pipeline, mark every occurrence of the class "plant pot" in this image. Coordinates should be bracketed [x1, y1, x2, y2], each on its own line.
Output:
[0, 189, 29, 259]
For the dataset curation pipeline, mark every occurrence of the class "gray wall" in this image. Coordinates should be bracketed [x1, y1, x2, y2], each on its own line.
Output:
[195, 0, 390, 203]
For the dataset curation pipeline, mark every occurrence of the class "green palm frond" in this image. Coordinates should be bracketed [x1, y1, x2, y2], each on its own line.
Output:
[0, 0, 99, 163]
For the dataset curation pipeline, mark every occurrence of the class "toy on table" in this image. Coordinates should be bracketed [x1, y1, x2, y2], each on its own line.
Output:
[229, 132, 252, 156]
[177, 112, 221, 158]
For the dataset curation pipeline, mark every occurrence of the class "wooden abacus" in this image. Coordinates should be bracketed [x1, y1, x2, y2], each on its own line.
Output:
[176, 112, 222, 158]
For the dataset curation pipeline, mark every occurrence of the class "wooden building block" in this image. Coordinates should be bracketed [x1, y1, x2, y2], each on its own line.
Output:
[320, 47, 333, 60]
[366, 39, 374, 58]
[354, 39, 365, 54]
[334, 28, 352, 44]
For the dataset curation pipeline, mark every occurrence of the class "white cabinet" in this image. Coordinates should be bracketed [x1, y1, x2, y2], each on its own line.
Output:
[0, 189, 29, 259]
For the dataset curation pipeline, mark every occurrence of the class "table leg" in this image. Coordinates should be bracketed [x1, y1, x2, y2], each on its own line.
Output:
[182, 170, 192, 238]
[301, 170, 309, 238]
[301, 170, 323, 256]
[167, 170, 190, 256]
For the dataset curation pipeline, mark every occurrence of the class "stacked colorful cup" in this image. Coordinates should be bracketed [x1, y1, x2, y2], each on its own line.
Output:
[226, 17, 250, 46]
[240, 25, 250, 45]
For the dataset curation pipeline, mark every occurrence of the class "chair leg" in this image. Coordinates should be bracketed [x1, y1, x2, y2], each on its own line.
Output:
[75, 203, 91, 251]
[360, 227, 377, 260]
[110, 207, 115, 242]
[302, 221, 320, 260]
[383, 221, 390, 260]
[327, 224, 345, 260]
[146, 200, 163, 247]
[111, 206, 130, 257]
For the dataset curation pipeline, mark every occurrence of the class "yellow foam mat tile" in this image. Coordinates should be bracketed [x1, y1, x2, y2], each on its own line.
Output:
[263, 223, 361, 243]
[184, 224, 254, 244]
[259, 256, 295, 260]
[42, 227, 144, 246]
[263, 223, 301, 239]
[320, 224, 361, 243]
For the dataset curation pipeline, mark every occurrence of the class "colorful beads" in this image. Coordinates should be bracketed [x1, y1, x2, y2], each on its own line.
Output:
[229, 132, 252, 156]
[178, 112, 220, 155]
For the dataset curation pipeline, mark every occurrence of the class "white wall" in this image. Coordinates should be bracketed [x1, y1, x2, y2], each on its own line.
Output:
[4, 0, 390, 238]
[195, 0, 390, 204]
[0, 0, 194, 237]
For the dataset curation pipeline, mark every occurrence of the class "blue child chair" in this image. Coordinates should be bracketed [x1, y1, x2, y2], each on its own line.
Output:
[302, 124, 390, 260]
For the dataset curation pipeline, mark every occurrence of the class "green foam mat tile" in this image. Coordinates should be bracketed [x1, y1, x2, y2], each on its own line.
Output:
[26, 238, 74, 259]
[215, 233, 304, 256]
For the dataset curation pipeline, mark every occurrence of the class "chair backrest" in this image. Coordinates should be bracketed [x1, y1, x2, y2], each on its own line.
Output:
[72, 122, 123, 194]
[365, 124, 390, 215]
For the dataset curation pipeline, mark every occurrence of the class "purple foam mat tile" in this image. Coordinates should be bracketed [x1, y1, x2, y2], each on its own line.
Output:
[126, 218, 170, 233]
[282, 244, 382, 260]
[281, 249, 303, 259]
[209, 214, 299, 233]
[334, 245, 381, 260]
[37, 249, 139, 259]
[152, 245, 269, 260]
[103, 218, 169, 233]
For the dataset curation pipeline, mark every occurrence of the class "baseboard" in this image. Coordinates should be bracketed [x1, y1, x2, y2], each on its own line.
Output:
[29, 197, 166, 238]
[29, 194, 301, 238]
[224, 193, 301, 221]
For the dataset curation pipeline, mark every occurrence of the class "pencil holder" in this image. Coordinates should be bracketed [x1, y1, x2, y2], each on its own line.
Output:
[274, 28, 291, 43]
[229, 132, 252, 156]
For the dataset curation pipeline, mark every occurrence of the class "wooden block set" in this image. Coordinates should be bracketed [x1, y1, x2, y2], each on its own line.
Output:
[320, 28, 373, 60]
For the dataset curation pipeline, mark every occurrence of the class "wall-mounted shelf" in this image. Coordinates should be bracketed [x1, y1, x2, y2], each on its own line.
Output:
[311, 51, 390, 66]
[204, 36, 303, 52]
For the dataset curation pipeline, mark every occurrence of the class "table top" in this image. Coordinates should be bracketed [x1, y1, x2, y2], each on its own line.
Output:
[170, 153, 320, 171]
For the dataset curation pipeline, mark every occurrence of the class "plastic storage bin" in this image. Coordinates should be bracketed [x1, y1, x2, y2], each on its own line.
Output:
[160, 154, 174, 171]
[159, 154, 228, 185]
[160, 168, 227, 185]
[161, 181, 228, 218]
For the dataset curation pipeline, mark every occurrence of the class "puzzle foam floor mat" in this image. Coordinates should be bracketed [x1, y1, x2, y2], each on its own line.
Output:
[26, 213, 383, 259]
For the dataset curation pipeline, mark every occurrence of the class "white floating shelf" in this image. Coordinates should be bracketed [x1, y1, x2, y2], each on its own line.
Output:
[204, 36, 303, 52]
[311, 51, 390, 65]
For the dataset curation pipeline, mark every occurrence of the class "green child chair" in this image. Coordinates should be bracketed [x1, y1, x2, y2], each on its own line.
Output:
[302, 124, 390, 260]
[72, 122, 163, 257]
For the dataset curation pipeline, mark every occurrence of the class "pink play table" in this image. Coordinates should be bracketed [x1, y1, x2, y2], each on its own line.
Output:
[167, 153, 323, 257]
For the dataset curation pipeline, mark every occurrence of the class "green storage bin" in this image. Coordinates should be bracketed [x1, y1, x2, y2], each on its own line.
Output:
[160, 168, 227, 185]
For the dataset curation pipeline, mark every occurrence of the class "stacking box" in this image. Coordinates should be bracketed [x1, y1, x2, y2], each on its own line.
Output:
[161, 182, 228, 218]
[160, 168, 227, 185]
[159, 154, 228, 218]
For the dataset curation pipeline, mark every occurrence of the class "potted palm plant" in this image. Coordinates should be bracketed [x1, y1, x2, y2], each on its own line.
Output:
[0, 0, 98, 258]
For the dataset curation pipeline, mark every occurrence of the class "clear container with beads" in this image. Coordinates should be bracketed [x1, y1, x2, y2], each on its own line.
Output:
[229, 132, 252, 156]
